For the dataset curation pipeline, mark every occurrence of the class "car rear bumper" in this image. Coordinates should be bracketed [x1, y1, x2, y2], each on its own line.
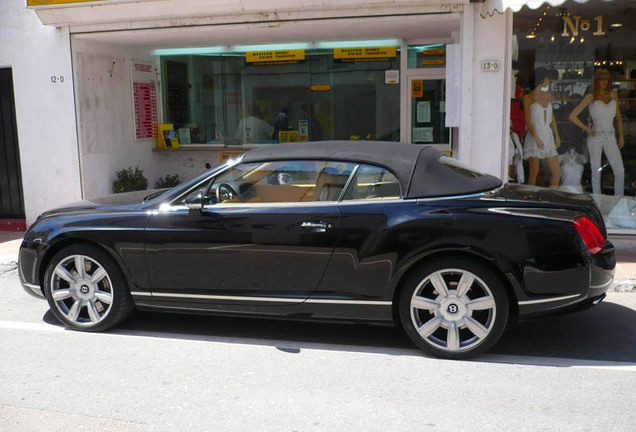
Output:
[517, 240, 615, 317]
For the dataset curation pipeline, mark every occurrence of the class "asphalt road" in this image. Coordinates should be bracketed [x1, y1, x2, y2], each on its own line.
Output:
[1, 264, 635, 432]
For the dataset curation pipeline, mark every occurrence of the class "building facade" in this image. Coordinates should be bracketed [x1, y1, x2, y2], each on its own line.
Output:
[5, 0, 630, 232]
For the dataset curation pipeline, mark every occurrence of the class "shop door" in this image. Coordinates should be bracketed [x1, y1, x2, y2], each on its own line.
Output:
[405, 71, 450, 150]
[0, 68, 25, 218]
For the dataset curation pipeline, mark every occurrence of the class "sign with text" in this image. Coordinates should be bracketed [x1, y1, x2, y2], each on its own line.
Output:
[562, 15, 605, 37]
[481, 60, 501, 72]
[246, 50, 305, 64]
[333, 47, 397, 60]
[131, 60, 157, 141]
[27, 0, 100, 5]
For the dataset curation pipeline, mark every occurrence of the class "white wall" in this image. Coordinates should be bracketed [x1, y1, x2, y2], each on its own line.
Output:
[0, 0, 81, 224]
[72, 39, 158, 198]
[459, 5, 512, 179]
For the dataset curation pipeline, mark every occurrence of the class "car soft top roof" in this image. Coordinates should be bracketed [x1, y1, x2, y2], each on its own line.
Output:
[242, 141, 502, 198]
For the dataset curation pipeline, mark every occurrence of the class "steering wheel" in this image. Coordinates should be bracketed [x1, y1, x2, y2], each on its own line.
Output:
[216, 183, 240, 203]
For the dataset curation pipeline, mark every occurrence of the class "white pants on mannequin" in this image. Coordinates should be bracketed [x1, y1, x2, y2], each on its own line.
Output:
[587, 133, 624, 196]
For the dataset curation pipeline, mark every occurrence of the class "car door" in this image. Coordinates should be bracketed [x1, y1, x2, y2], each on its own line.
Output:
[144, 159, 355, 305]
[314, 164, 408, 302]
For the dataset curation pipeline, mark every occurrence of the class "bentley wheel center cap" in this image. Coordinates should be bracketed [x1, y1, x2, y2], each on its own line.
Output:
[80, 285, 90, 294]
[440, 297, 467, 321]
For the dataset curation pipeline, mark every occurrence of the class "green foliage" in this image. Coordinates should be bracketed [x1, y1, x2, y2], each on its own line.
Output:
[112, 165, 149, 193]
[155, 174, 181, 189]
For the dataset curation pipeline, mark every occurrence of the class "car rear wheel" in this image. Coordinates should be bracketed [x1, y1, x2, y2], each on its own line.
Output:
[399, 258, 509, 359]
[43, 244, 134, 331]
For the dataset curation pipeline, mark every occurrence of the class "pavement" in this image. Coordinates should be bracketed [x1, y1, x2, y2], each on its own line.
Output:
[1, 231, 635, 292]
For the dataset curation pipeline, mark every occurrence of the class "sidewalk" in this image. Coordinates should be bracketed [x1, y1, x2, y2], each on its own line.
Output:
[0, 232, 634, 291]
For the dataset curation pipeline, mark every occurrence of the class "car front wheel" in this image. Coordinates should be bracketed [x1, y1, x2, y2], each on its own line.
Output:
[399, 258, 509, 359]
[43, 244, 134, 331]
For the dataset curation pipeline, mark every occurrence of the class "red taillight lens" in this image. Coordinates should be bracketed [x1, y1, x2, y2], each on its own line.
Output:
[574, 216, 605, 254]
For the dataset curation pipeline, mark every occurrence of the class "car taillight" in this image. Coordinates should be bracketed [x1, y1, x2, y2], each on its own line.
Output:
[574, 216, 605, 254]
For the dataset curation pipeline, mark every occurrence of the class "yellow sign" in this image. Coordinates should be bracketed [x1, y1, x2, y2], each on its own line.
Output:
[27, 0, 100, 5]
[157, 124, 180, 150]
[278, 131, 299, 143]
[422, 59, 445, 66]
[246, 50, 305, 63]
[310, 85, 331, 92]
[220, 151, 245, 163]
[333, 47, 397, 60]
[422, 49, 446, 56]
[411, 80, 424, 98]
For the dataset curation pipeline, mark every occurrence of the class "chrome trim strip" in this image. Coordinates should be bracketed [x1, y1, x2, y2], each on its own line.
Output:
[416, 192, 486, 203]
[149, 293, 301, 302]
[136, 292, 391, 305]
[518, 294, 581, 306]
[131, 291, 152, 297]
[487, 208, 576, 223]
[305, 299, 392, 306]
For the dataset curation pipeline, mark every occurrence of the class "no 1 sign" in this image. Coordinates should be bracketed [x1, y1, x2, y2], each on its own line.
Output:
[481, 60, 501, 72]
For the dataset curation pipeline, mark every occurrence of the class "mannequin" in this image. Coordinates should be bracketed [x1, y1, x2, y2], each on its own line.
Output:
[569, 69, 625, 196]
[523, 69, 561, 188]
[559, 147, 587, 193]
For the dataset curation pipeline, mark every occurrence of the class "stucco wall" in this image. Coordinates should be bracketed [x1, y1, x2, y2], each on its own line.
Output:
[0, 0, 81, 224]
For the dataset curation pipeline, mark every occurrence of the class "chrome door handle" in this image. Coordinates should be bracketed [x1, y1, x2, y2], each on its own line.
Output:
[301, 221, 333, 233]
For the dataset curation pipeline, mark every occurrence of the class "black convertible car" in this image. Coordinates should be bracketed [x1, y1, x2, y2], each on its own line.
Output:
[18, 141, 615, 359]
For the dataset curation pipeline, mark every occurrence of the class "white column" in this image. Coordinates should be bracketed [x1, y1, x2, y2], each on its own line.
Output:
[464, 6, 513, 178]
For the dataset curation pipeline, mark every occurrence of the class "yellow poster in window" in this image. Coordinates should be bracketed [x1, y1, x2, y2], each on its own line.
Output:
[278, 131, 299, 143]
[27, 0, 101, 5]
[246, 50, 305, 64]
[157, 124, 180, 150]
[333, 47, 397, 60]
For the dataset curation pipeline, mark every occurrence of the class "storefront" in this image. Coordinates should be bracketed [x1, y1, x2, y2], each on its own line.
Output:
[485, 0, 636, 231]
[5, 0, 513, 223]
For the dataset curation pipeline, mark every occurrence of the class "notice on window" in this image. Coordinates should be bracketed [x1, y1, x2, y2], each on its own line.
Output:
[416, 101, 431, 123]
[299, 120, 309, 142]
[385, 70, 399, 84]
[131, 60, 157, 141]
[413, 127, 434, 143]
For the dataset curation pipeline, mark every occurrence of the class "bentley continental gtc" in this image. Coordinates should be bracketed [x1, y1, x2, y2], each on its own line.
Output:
[18, 141, 615, 359]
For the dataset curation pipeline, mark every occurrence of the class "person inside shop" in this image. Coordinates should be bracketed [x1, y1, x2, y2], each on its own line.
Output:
[234, 103, 274, 144]
[568, 68, 625, 196]
[523, 68, 561, 188]
[272, 106, 290, 142]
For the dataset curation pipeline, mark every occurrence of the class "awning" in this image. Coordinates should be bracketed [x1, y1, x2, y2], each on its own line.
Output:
[480, 0, 612, 17]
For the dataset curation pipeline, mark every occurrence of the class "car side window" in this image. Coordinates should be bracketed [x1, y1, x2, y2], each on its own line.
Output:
[342, 164, 401, 201]
[196, 160, 355, 204]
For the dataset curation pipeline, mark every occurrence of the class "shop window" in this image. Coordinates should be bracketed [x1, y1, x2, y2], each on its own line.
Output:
[407, 44, 447, 69]
[160, 42, 401, 147]
[511, 1, 636, 231]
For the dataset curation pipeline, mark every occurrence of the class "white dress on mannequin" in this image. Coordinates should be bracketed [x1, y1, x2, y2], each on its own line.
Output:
[559, 148, 587, 193]
[523, 103, 558, 159]
[587, 94, 624, 196]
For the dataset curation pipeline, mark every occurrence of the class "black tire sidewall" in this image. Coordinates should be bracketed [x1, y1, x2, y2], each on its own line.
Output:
[43, 244, 133, 332]
[399, 257, 509, 360]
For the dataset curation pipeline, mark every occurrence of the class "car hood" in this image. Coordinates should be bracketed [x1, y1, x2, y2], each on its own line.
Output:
[38, 189, 167, 218]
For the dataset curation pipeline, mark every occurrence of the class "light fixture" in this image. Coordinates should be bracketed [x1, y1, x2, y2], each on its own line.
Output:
[570, 36, 575, 44]
[526, 33, 536, 39]
[580, 37, 584, 43]
[551, 35, 555, 42]
[610, 22, 623, 28]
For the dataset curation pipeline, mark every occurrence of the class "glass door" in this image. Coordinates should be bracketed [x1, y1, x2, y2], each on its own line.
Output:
[405, 71, 450, 150]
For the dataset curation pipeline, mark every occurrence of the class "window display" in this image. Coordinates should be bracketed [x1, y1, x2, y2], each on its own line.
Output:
[159, 42, 401, 146]
[513, 0, 636, 230]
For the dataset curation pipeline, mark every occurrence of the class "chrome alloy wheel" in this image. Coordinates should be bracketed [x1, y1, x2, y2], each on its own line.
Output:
[409, 268, 496, 353]
[50, 254, 114, 327]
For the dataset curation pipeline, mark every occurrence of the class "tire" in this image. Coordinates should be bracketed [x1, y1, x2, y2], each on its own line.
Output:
[399, 257, 509, 359]
[43, 244, 134, 331]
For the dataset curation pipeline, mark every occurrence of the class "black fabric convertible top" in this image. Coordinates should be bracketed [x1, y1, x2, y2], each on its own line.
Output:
[242, 141, 502, 198]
